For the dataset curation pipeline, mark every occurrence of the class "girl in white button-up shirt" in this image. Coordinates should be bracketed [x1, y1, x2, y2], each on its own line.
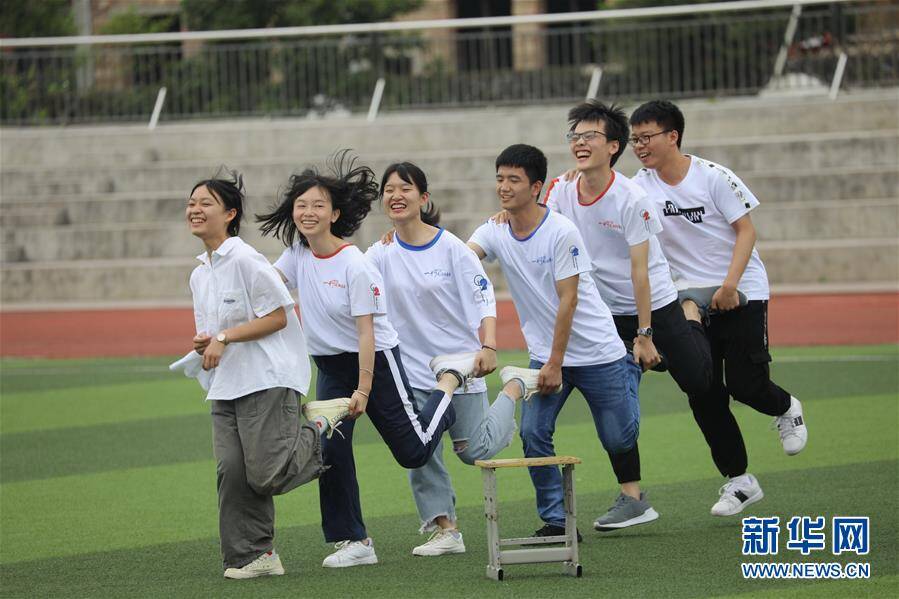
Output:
[186, 171, 324, 579]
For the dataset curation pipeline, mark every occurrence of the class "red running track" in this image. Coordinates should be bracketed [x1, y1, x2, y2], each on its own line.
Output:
[1, 293, 896, 359]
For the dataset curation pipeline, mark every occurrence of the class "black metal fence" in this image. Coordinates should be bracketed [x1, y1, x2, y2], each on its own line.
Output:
[1, 1, 896, 125]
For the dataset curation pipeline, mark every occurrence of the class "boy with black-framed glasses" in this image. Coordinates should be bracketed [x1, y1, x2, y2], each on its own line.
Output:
[629, 99, 808, 516]
[541, 100, 715, 530]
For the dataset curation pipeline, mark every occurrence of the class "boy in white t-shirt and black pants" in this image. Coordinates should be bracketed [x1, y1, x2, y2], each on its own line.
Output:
[468, 144, 655, 540]
[543, 101, 713, 530]
[629, 100, 808, 516]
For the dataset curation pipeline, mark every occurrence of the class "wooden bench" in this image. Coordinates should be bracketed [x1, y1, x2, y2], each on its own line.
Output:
[474, 456, 583, 581]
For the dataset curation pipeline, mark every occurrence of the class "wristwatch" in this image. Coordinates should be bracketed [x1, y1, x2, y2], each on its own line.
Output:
[636, 327, 653, 338]
[216, 332, 229, 345]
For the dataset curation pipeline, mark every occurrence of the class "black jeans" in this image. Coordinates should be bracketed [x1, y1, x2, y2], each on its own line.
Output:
[610, 299, 713, 483]
[688, 300, 792, 477]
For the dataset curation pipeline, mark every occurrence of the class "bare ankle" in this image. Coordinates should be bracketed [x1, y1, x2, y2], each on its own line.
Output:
[502, 380, 524, 401]
[682, 299, 701, 322]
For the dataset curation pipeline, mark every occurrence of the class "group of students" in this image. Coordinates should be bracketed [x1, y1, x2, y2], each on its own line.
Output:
[183, 99, 809, 579]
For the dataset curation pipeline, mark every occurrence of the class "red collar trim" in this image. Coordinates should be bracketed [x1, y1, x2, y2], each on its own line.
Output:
[312, 243, 352, 259]
[577, 171, 615, 206]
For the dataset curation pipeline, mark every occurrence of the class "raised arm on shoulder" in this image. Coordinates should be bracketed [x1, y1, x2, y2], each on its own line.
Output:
[467, 241, 487, 260]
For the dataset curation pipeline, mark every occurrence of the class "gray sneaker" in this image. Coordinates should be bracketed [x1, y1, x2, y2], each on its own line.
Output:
[593, 492, 660, 531]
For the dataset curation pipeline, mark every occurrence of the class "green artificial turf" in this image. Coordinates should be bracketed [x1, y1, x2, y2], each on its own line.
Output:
[0, 345, 896, 598]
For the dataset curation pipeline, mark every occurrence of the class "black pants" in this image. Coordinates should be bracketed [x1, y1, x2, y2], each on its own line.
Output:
[313, 346, 456, 542]
[689, 300, 791, 477]
[611, 299, 713, 483]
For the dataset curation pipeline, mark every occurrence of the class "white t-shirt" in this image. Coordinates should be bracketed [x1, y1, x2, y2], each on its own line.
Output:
[366, 228, 496, 393]
[189, 236, 312, 401]
[274, 243, 399, 356]
[469, 208, 625, 367]
[544, 170, 678, 315]
[633, 155, 770, 300]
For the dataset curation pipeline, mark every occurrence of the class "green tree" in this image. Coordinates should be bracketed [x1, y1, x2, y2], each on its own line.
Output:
[97, 8, 179, 35]
[0, 0, 75, 38]
[181, 0, 422, 30]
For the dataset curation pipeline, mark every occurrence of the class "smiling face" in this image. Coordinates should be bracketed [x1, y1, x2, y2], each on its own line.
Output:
[496, 165, 542, 213]
[381, 171, 428, 224]
[630, 120, 679, 170]
[569, 119, 618, 172]
[292, 185, 338, 240]
[186, 185, 235, 241]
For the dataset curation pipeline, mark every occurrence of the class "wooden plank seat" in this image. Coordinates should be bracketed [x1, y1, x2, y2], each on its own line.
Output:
[474, 456, 583, 581]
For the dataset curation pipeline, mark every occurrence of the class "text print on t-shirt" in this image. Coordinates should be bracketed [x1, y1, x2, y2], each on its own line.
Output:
[662, 200, 706, 223]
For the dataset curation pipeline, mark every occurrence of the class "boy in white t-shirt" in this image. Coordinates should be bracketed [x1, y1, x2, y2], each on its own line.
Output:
[468, 144, 654, 539]
[629, 100, 808, 516]
[542, 101, 714, 530]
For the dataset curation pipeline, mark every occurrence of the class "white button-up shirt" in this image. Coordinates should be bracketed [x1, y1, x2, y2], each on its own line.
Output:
[189, 236, 311, 400]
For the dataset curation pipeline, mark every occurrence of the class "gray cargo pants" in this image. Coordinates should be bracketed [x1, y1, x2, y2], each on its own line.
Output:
[211, 386, 325, 569]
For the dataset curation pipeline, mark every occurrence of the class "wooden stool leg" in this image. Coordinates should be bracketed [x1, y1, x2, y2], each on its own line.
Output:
[562, 463, 582, 577]
[482, 467, 503, 580]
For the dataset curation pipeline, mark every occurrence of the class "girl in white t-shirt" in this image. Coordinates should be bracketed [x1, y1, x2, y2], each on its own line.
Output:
[256, 151, 464, 568]
[366, 162, 517, 556]
[185, 170, 325, 579]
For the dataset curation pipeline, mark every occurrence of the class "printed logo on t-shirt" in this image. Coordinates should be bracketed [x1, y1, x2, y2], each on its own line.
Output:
[569, 245, 580, 269]
[370, 284, 381, 310]
[473, 274, 490, 305]
[598, 220, 623, 232]
[710, 162, 752, 209]
[662, 200, 705, 224]
[424, 268, 452, 279]
[323, 279, 347, 288]
[641, 209, 653, 232]
[531, 255, 553, 265]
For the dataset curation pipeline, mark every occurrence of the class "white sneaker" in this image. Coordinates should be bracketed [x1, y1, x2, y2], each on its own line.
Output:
[322, 538, 378, 568]
[302, 398, 351, 438]
[711, 474, 764, 516]
[774, 396, 807, 456]
[223, 550, 285, 579]
[412, 529, 466, 556]
[429, 352, 478, 388]
[499, 366, 562, 401]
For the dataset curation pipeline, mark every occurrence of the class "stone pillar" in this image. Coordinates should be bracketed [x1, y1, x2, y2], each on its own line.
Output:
[394, 0, 456, 74]
[512, 0, 545, 71]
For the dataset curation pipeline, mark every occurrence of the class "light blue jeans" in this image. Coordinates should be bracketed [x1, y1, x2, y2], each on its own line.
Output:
[519, 355, 641, 527]
[408, 387, 517, 532]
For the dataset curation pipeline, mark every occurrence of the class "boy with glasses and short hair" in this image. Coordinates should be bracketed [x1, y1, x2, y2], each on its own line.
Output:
[629, 99, 808, 516]
[539, 100, 718, 529]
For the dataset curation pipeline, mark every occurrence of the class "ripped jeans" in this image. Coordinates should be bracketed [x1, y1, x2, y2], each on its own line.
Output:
[408, 387, 517, 532]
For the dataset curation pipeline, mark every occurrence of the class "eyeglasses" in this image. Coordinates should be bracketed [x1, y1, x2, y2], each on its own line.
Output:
[565, 130, 609, 144]
[628, 130, 672, 146]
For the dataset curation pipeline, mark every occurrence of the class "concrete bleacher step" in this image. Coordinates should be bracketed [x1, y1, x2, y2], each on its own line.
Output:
[2, 90, 896, 170]
[2, 89, 896, 306]
[3, 197, 896, 263]
[6, 154, 897, 230]
[759, 238, 899, 285]
[3, 130, 897, 199]
[3, 238, 895, 305]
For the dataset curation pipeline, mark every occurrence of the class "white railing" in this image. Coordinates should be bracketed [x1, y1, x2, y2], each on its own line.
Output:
[1, 0, 894, 125]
